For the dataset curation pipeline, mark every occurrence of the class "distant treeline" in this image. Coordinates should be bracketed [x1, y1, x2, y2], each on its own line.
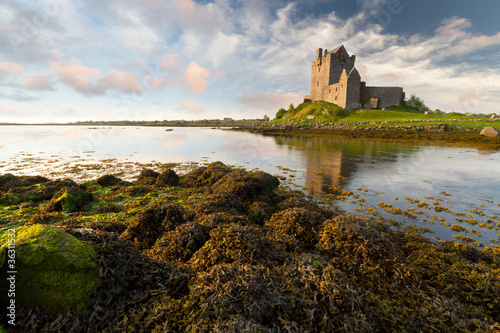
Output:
[1, 118, 268, 126]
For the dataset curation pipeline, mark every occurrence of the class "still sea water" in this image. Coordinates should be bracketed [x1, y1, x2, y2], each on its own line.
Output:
[1, 125, 499, 245]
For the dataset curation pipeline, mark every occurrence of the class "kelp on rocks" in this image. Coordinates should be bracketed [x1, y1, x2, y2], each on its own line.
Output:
[0, 162, 499, 332]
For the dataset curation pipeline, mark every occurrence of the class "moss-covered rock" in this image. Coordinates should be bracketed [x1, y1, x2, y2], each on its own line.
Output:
[0, 225, 101, 314]
[45, 186, 93, 213]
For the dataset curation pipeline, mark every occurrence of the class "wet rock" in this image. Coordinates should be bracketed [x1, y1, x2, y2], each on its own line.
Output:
[136, 169, 160, 185]
[480, 126, 500, 137]
[155, 169, 179, 187]
[148, 222, 209, 262]
[0, 225, 101, 313]
[45, 187, 93, 213]
[96, 174, 122, 187]
[121, 203, 185, 249]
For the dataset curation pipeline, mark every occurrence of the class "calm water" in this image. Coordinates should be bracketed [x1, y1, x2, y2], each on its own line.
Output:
[1, 125, 499, 244]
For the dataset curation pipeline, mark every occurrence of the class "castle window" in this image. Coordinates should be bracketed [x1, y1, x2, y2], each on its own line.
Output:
[329, 89, 331, 93]
[336, 87, 338, 92]
[335, 96, 338, 101]
[318, 67, 320, 72]
[317, 82, 319, 86]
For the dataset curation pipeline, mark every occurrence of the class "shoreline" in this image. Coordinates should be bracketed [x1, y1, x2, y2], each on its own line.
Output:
[235, 125, 500, 151]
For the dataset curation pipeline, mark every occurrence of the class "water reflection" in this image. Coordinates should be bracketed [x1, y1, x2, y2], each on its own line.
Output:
[271, 135, 499, 245]
[274, 136, 417, 196]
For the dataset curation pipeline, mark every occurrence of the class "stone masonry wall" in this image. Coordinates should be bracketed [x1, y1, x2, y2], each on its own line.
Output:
[360, 86, 403, 108]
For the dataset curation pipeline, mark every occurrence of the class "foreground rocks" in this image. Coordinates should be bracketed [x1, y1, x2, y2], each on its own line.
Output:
[0, 162, 499, 332]
[0, 225, 101, 314]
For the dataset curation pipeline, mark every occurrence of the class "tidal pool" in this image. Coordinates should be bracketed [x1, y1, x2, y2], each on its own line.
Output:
[1, 125, 498, 245]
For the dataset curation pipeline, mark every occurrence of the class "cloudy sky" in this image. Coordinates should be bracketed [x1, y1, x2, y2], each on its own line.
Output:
[1, 0, 500, 123]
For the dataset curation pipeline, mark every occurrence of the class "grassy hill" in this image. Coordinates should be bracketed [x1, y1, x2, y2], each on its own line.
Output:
[272, 101, 497, 129]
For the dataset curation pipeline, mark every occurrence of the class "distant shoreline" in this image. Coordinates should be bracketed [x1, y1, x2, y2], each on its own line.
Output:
[0, 123, 256, 128]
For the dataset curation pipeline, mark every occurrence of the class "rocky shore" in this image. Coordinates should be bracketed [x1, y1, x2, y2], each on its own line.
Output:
[1, 162, 499, 332]
[240, 121, 500, 150]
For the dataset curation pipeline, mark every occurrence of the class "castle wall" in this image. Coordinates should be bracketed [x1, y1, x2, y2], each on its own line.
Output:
[328, 52, 355, 85]
[310, 51, 332, 101]
[360, 86, 403, 108]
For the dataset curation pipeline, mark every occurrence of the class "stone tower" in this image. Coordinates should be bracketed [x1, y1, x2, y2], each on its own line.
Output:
[304, 45, 403, 109]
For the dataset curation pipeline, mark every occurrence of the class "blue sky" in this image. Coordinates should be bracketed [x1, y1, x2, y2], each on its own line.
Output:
[1, 0, 500, 123]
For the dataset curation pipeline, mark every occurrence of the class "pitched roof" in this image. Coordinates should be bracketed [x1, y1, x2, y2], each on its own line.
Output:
[327, 45, 348, 57]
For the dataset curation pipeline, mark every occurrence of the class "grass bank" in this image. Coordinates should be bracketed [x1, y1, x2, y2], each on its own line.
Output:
[273, 101, 500, 130]
[1, 162, 499, 331]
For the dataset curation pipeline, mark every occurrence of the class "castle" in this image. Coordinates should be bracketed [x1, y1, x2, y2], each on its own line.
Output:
[304, 45, 403, 109]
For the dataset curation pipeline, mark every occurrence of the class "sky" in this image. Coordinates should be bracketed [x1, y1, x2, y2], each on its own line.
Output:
[1, 0, 500, 123]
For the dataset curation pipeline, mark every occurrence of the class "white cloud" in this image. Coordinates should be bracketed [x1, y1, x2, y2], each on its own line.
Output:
[182, 61, 211, 94]
[0, 62, 25, 76]
[110, 9, 160, 50]
[24, 73, 55, 90]
[178, 99, 206, 115]
[206, 32, 240, 67]
[161, 54, 181, 72]
[146, 76, 175, 90]
[51, 59, 143, 95]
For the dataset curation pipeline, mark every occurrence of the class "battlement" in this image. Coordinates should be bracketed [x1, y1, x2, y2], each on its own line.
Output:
[307, 45, 403, 109]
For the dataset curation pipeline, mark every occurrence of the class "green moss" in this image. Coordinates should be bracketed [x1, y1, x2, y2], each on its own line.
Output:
[47, 187, 93, 213]
[0, 225, 101, 313]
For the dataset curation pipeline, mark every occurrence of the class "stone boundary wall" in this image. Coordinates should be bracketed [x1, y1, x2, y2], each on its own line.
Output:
[253, 118, 498, 132]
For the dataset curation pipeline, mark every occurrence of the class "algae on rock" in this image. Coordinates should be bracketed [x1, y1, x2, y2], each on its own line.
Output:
[0, 225, 101, 314]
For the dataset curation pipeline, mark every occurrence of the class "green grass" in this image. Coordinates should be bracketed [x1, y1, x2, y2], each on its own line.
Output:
[272, 101, 498, 129]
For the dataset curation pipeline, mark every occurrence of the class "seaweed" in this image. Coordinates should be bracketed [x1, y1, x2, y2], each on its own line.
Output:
[1, 162, 499, 332]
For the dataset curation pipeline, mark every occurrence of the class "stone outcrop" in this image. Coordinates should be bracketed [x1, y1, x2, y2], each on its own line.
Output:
[0, 225, 101, 313]
[480, 126, 500, 137]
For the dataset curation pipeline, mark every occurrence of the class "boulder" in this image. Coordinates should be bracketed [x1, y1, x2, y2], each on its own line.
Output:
[306, 115, 315, 120]
[96, 174, 122, 186]
[155, 169, 179, 187]
[0, 225, 101, 313]
[480, 126, 500, 137]
[136, 169, 160, 185]
[46, 186, 93, 213]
